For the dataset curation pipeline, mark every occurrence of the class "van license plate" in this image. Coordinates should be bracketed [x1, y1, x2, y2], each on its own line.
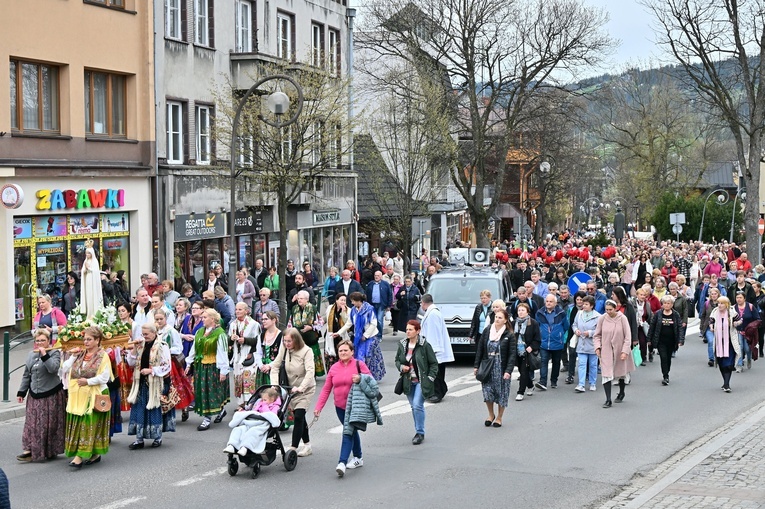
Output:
[450, 337, 472, 344]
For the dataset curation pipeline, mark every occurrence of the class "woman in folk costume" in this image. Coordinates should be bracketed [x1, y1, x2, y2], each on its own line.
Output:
[126, 323, 175, 449]
[348, 292, 386, 381]
[62, 326, 113, 468]
[80, 240, 104, 319]
[155, 308, 195, 420]
[324, 293, 352, 371]
[229, 302, 263, 407]
[185, 309, 230, 431]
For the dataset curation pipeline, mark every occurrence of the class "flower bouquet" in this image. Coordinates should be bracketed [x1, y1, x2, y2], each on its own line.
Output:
[53, 305, 132, 351]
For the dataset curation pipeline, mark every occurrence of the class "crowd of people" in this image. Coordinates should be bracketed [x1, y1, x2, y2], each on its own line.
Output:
[13, 231, 765, 479]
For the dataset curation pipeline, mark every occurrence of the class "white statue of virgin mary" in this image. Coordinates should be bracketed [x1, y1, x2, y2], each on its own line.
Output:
[80, 240, 104, 319]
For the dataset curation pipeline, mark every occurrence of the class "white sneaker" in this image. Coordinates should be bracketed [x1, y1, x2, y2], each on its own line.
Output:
[525, 387, 534, 396]
[223, 445, 235, 454]
[297, 444, 312, 457]
[346, 456, 363, 469]
[589, 385, 596, 391]
[336, 462, 346, 477]
[575, 386, 585, 393]
[237, 447, 248, 457]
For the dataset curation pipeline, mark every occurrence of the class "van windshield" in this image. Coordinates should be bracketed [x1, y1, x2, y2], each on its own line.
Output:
[427, 278, 502, 304]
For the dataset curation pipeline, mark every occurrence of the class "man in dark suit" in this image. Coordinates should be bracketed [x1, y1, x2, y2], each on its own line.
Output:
[252, 259, 268, 289]
[366, 271, 392, 341]
[510, 260, 532, 291]
[335, 269, 362, 297]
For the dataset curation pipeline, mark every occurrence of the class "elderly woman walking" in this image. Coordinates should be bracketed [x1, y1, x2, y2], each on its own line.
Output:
[289, 290, 325, 377]
[126, 323, 175, 449]
[594, 300, 636, 408]
[16, 329, 65, 463]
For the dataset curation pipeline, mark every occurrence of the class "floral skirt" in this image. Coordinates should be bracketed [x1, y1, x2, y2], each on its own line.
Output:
[311, 344, 325, 377]
[193, 362, 229, 417]
[65, 390, 110, 459]
[23, 390, 66, 461]
[365, 338, 386, 381]
[170, 357, 194, 409]
[116, 361, 133, 411]
[234, 366, 259, 404]
[128, 378, 176, 439]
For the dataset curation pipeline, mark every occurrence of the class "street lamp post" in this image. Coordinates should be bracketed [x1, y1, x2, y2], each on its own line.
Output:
[698, 188, 729, 242]
[228, 74, 304, 301]
[729, 188, 746, 243]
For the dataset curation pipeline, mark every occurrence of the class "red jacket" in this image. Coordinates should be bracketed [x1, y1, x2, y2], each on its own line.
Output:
[646, 293, 661, 313]
[660, 266, 678, 283]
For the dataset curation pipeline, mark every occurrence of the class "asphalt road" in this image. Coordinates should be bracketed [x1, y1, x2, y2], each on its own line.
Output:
[4, 321, 765, 509]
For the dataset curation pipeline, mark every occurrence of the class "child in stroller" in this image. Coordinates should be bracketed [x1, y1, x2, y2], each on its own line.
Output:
[224, 385, 299, 478]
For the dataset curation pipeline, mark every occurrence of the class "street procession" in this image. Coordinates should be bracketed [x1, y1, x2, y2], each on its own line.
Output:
[3, 0, 765, 508]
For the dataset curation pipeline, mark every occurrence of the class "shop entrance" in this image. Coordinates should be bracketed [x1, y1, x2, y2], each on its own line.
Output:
[13, 246, 33, 335]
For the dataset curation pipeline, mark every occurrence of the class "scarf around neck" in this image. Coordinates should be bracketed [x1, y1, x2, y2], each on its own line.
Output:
[489, 324, 506, 342]
[127, 338, 167, 410]
[351, 302, 376, 344]
[514, 317, 528, 339]
[714, 309, 731, 358]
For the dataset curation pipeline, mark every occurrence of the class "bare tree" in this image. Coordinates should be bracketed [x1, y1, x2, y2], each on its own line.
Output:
[360, 0, 613, 247]
[213, 64, 353, 319]
[643, 0, 765, 260]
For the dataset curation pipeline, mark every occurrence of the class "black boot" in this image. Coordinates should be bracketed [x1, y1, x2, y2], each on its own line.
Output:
[615, 379, 625, 402]
[603, 381, 612, 407]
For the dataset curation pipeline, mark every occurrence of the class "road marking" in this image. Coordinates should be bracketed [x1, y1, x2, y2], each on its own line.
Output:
[94, 497, 146, 509]
[172, 467, 227, 486]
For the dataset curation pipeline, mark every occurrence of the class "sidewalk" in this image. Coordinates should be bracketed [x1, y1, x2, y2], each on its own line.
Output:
[596, 400, 765, 509]
[0, 401, 25, 422]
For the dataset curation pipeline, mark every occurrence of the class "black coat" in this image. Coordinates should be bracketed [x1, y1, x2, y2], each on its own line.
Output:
[513, 318, 541, 354]
[468, 303, 494, 341]
[647, 309, 683, 349]
[474, 326, 516, 376]
[395, 284, 421, 330]
[510, 267, 532, 290]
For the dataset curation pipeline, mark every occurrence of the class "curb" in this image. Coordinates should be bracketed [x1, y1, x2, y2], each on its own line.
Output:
[0, 404, 25, 423]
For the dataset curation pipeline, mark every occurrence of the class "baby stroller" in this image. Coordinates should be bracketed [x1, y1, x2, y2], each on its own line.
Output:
[226, 385, 298, 479]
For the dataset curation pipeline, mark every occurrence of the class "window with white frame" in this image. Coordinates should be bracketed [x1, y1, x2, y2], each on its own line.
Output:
[281, 125, 292, 162]
[196, 105, 211, 164]
[167, 102, 184, 164]
[166, 0, 182, 39]
[277, 12, 293, 60]
[195, 0, 209, 46]
[328, 28, 340, 76]
[311, 23, 324, 67]
[328, 123, 341, 167]
[235, 0, 252, 52]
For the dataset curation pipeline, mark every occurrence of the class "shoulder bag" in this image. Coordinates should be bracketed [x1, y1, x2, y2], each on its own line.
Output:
[475, 356, 494, 383]
[93, 394, 112, 413]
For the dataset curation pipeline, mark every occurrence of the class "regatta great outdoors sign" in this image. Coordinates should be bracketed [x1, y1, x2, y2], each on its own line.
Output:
[175, 213, 225, 241]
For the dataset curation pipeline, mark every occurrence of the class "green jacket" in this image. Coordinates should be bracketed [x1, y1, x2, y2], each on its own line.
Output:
[394, 335, 439, 398]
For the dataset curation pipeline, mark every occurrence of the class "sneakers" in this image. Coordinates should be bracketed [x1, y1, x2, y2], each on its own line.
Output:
[516, 394, 524, 401]
[575, 385, 585, 393]
[336, 463, 346, 477]
[589, 385, 596, 391]
[662, 378, 669, 386]
[564, 376, 574, 384]
[223, 445, 236, 454]
[297, 444, 312, 457]
[736, 366, 743, 373]
[237, 447, 249, 457]
[346, 456, 363, 469]
[525, 387, 535, 396]
[412, 434, 424, 445]
[747, 358, 752, 369]
[534, 382, 547, 391]
[708, 360, 715, 367]
[723, 387, 732, 393]
[550, 382, 558, 389]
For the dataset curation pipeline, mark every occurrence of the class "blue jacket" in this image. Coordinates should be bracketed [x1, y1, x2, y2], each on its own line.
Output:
[593, 291, 607, 314]
[535, 305, 569, 351]
[366, 280, 392, 308]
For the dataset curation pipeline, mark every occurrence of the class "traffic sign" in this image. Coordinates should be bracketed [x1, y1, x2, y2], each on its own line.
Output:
[672, 224, 683, 235]
[759, 218, 764, 236]
[568, 271, 592, 295]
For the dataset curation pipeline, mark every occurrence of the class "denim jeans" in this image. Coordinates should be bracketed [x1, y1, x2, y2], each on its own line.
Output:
[406, 381, 425, 435]
[335, 407, 362, 464]
[373, 304, 386, 340]
[577, 353, 598, 387]
[705, 329, 715, 361]
[539, 348, 563, 386]
[738, 333, 751, 366]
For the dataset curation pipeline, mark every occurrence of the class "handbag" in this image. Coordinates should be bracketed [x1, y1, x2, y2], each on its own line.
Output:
[527, 351, 541, 371]
[569, 334, 579, 350]
[160, 384, 181, 414]
[303, 329, 319, 347]
[394, 375, 405, 395]
[632, 345, 643, 367]
[475, 357, 494, 383]
[93, 394, 112, 413]
[357, 360, 383, 401]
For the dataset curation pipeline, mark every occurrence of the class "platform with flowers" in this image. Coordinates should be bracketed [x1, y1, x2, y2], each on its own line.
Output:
[52, 305, 131, 351]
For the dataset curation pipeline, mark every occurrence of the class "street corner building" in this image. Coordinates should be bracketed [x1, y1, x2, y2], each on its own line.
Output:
[0, 0, 155, 334]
